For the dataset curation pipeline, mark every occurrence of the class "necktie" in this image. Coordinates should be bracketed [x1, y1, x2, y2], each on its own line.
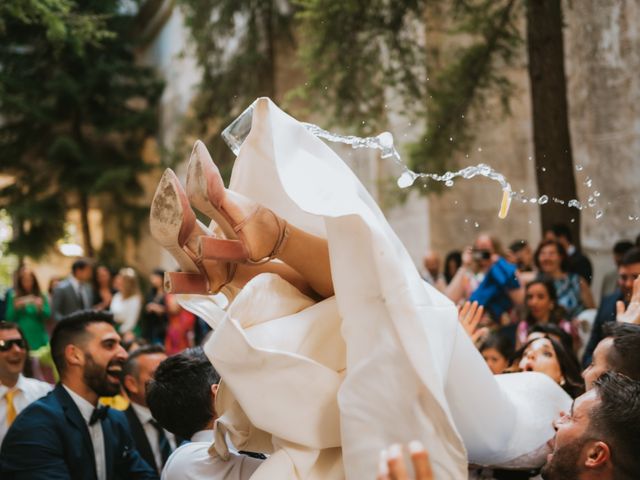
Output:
[150, 419, 172, 465]
[77, 286, 85, 309]
[5, 389, 17, 426]
[89, 405, 110, 425]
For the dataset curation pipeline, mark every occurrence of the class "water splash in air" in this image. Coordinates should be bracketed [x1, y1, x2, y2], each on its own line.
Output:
[222, 100, 608, 221]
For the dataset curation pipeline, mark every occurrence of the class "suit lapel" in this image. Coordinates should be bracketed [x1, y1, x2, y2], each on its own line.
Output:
[125, 407, 157, 473]
[54, 385, 97, 480]
[102, 413, 116, 480]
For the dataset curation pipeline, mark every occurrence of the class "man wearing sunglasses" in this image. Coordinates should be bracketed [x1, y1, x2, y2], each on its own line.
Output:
[0, 321, 52, 445]
[583, 247, 640, 367]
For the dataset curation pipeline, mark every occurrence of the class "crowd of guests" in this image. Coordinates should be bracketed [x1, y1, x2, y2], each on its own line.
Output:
[0, 259, 208, 373]
[422, 224, 640, 386]
[0, 222, 639, 479]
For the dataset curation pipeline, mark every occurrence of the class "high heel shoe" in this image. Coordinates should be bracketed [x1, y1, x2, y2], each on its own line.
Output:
[150, 169, 236, 294]
[186, 140, 289, 264]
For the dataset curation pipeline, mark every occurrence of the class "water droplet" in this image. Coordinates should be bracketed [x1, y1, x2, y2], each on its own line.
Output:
[528, 220, 533, 224]
[568, 199, 583, 210]
[464, 219, 469, 223]
[454, 200, 459, 205]
[594, 191, 601, 197]
[570, 218, 576, 223]
[397, 171, 416, 188]
[629, 215, 635, 221]
[538, 195, 549, 205]
[541, 167, 546, 172]
[377, 132, 394, 149]
[477, 147, 483, 152]
[445, 180, 454, 187]
[528, 156, 533, 161]
[595, 210, 603, 219]
[576, 165, 584, 171]
[584, 177, 592, 187]
[588, 196, 596, 207]
[449, 137, 454, 142]
[474, 222, 480, 228]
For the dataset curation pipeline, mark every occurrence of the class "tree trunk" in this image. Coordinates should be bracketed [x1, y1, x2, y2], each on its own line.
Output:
[526, 0, 580, 248]
[79, 192, 94, 258]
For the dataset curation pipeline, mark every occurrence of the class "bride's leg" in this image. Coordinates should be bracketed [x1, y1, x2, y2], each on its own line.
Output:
[232, 261, 322, 299]
[188, 140, 334, 298]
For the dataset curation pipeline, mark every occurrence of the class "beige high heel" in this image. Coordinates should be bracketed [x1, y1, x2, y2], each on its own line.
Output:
[186, 140, 289, 264]
[150, 169, 236, 294]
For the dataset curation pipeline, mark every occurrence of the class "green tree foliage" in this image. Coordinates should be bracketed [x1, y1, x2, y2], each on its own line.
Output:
[297, 0, 521, 177]
[0, 0, 163, 259]
[175, 0, 295, 179]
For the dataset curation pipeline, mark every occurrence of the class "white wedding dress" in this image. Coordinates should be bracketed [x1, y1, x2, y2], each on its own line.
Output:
[178, 98, 571, 479]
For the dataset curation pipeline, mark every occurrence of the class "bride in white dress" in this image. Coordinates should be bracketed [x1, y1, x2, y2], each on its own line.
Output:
[149, 98, 571, 479]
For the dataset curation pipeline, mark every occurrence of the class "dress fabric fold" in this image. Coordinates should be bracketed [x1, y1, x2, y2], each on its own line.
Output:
[178, 98, 571, 479]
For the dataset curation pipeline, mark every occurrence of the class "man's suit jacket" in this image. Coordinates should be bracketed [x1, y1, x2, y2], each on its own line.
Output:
[124, 406, 159, 475]
[52, 278, 92, 321]
[0, 384, 158, 480]
[581, 290, 623, 368]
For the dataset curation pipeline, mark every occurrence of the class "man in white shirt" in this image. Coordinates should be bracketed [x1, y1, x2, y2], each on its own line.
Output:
[0, 321, 52, 446]
[123, 345, 177, 474]
[0, 310, 158, 479]
[146, 347, 262, 479]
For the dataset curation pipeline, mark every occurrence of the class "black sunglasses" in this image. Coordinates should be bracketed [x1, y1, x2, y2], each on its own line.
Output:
[0, 338, 26, 352]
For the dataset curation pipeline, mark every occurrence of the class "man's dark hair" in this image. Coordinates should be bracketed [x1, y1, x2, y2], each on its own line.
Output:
[509, 239, 528, 253]
[550, 223, 572, 243]
[602, 323, 640, 381]
[121, 344, 165, 395]
[591, 372, 640, 478]
[50, 310, 115, 374]
[620, 247, 640, 266]
[146, 347, 220, 440]
[71, 258, 92, 274]
[613, 240, 634, 256]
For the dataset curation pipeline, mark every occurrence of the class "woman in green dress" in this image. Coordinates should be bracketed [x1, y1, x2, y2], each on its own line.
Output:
[5, 266, 50, 350]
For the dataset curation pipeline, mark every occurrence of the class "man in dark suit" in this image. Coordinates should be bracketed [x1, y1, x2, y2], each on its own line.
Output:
[0, 310, 158, 479]
[582, 247, 640, 367]
[122, 345, 176, 474]
[52, 258, 94, 321]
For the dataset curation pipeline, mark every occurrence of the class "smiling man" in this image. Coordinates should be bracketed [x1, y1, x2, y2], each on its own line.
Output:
[0, 310, 158, 479]
[541, 371, 640, 479]
[0, 321, 52, 445]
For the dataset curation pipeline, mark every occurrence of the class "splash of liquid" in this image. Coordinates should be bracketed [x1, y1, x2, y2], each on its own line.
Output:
[222, 100, 607, 221]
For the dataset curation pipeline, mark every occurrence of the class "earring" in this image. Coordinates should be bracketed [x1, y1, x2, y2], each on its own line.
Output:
[560, 377, 566, 386]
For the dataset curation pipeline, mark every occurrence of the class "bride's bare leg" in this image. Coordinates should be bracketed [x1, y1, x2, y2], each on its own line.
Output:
[231, 261, 321, 299]
[187, 140, 334, 298]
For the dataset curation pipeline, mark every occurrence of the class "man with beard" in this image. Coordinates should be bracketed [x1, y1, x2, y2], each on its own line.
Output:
[541, 371, 640, 480]
[0, 310, 158, 479]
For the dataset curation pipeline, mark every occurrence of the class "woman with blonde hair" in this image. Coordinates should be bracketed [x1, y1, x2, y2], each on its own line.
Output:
[110, 267, 142, 341]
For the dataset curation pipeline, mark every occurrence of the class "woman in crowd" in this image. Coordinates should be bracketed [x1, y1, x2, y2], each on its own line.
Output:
[515, 279, 575, 350]
[163, 292, 196, 355]
[534, 239, 594, 318]
[479, 333, 513, 374]
[517, 336, 584, 398]
[443, 250, 462, 285]
[142, 269, 168, 345]
[110, 267, 142, 341]
[92, 265, 114, 311]
[5, 266, 50, 350]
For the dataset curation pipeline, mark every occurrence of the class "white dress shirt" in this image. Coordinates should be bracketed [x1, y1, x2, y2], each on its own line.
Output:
[161, 430, 262, 480]
[0, 374, 52, 445]
[62, 385, 107, 480]
[130, 402, 176, 470]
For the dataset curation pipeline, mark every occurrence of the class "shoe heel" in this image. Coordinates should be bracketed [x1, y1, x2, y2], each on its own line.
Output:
[164, 272, 209, 294]
[198, 236, 248, 262]
[187, 141, 237, 240]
